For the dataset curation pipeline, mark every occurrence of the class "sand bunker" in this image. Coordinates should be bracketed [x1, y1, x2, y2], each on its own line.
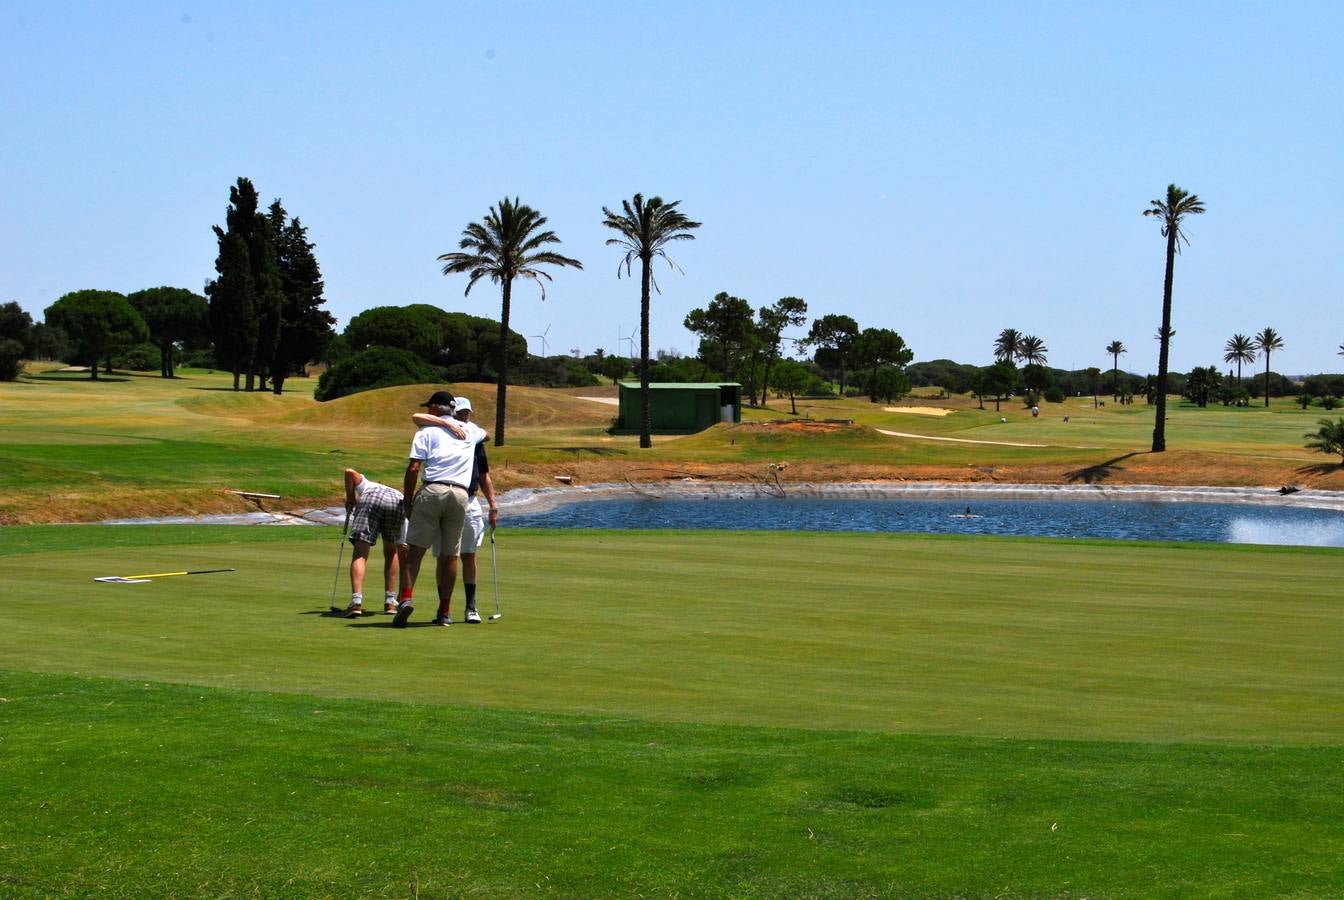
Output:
[884, 406, 953, 416]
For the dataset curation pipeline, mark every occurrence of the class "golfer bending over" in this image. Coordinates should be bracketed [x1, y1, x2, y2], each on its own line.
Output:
[396, 390, 485, 628]
[412, 395, 498, 623]
[341, 468, 407, 618]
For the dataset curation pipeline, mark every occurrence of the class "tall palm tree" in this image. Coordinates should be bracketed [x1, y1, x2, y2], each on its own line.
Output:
[993, 328, 1022, 363]
[601, 193, 701, 448]
[1143, 183, 1206, 452]
[1105, 340, 1127, 400]
[1222, 334, 1256, 389]
[439, 197, 582, 446]
[1252, 327, 1284, 407]
[1018, 335, 1048, 366]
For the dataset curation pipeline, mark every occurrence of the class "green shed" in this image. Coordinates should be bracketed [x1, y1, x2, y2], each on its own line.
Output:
[613, 382, 742, 434]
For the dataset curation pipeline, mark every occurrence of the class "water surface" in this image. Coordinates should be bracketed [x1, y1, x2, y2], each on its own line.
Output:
[506, 496, 1344, 547]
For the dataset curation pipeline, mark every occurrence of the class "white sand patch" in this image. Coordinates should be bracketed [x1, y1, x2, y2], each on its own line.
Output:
[876, 429, 1046, 448]
[884, 406, 953, 416]
[576, 396, 619, 406]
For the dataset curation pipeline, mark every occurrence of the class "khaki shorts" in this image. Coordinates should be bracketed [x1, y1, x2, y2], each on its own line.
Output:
[406, 482, 468, 555]
[459, 497, 486, 555]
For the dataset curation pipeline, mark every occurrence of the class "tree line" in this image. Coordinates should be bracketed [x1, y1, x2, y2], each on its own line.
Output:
[7, 180, 1344, 456]
[0, 177, 335, 391]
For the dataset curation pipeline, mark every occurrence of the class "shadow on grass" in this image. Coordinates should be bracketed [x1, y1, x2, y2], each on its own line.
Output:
[1065, 452, 1140, 484]
[1295, 461, 1344, 478]
[553, 446, 623, 457]
[188, 385, 306, 393]
[26, 372, 131, 383]
[347, 619, 446, 628]
[301, 609, 444, 628]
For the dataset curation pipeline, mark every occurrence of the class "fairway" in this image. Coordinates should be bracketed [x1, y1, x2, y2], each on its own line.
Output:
[3, 513, 1343, 895]
[3, 526, 1342, 744]
[4, 369, 1342, 526]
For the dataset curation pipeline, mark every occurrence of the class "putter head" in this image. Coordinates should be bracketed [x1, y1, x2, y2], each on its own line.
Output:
[488, 613, 502, 621]
[329, 605, 343, 613]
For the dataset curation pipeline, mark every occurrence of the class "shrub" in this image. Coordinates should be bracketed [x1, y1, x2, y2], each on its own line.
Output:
[112, 342, 161, 371]
[803, 378, 834, 397]
[1322, 395, 1339, 411]
[314, 346, 445, 401]
[1043, 386, 1066, 403]
[1298, 393, 1315, 410]
[0, 338, 24, 381]
[1304, 417, 1344, 464]
[180, 347, 218, 370]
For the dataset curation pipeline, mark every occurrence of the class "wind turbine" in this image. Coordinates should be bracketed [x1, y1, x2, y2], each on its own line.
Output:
[620, 325, 637, 360]
[530, 324, 551, 357]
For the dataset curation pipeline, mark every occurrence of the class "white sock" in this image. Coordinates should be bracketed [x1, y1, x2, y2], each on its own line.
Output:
[384, 592, 396, 605]
[351, 593, 363, 606]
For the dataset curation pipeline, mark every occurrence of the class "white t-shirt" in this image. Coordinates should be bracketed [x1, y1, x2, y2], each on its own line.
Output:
[354, 475, 386, 499]
[408, 420, 485, 487]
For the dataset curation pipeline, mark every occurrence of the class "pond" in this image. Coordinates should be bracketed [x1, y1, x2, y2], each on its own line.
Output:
[504, 495, 1344, 547]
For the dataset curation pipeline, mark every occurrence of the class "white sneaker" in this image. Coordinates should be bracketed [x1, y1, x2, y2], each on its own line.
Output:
[465, 609, 482, 624]
[342, 602, 363, 618]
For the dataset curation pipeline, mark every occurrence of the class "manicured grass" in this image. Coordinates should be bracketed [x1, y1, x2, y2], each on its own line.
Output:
[3, 367, 1339, 523]
[3, 522, 1342, 894]
[4, 526, 1341, 745]
[3, 669, 1340, 898]
[4, 368, 1343, 893]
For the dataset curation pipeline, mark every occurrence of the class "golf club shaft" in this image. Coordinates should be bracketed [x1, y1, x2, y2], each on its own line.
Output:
[489, 527, 501, 618]
[111, 568, 235, 579]
[329, 509, 350, 610]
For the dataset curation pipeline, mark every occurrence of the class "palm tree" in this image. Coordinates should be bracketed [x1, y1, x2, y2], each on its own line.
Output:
[1222, 334, 1256, 390]
[439, 197, 582, 446]
[993, 328, 1022, 363]
[1143, 183, 1206, 452]
[1018, 335, 1048, 366]
[1252, 327, 1284, 408]
[1304, 417, 1344, 464]
[601, 194, 701, 448]
[1105, 340, 1127, 400]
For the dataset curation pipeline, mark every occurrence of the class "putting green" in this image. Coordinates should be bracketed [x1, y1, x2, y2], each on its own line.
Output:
[5, 525, 1341, 745]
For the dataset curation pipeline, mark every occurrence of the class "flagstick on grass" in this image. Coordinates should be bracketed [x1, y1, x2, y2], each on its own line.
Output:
[93, 567, 235, 583]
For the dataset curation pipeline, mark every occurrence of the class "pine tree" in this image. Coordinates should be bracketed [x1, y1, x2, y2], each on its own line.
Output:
[205, 178, 282, 391]
[267, 201, 333, 394]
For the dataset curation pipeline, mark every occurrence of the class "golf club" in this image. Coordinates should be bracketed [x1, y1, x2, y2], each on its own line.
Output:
[328, 507, 351, 612]
[94, 568, 235, 584]
[488, 526, 502, 620]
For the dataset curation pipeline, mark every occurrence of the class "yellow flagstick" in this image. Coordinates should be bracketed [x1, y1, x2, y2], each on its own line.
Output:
[94, 568, 234, 583]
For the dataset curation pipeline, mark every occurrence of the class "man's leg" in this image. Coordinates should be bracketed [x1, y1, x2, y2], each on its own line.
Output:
[382, 542, 401, 613]
[345, 541, 373, 617]
[434, 553, 459, 622]
[394, 544, 428, 627]
[460, 553, 480, 622]
[428, 487, 468, 627]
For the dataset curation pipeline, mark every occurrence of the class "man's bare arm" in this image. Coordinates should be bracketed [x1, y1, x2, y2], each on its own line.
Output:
[481, 471, 499, 530]
[410, 412, 466, 439]
[344, 468, 361, 510]
[403, 459, 421, 515]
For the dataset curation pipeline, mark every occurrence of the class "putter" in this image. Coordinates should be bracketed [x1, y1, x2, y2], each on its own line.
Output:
[328, 508, 351, 612]
[488, 527, 502, 620]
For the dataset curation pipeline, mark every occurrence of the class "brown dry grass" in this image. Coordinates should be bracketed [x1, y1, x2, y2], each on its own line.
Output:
[4, 373, 1341, 524]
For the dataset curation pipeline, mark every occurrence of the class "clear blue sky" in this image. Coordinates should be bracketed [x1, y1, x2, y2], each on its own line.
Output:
[4, 1, 1341, 375]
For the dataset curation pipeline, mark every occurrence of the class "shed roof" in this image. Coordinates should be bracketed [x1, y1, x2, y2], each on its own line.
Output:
[617, 382, 741, 390]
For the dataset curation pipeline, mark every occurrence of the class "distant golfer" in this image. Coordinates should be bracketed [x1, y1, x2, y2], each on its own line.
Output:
[341, 468, 406, 618]
[396, 391, 486, 628]
[413, 395, 498, 624]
